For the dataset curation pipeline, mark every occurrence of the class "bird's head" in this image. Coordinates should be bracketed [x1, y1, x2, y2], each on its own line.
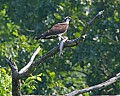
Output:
[63, 16, 72, 24]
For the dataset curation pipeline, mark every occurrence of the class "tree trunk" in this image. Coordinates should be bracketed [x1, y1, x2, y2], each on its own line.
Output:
[12, 71, 21, 96]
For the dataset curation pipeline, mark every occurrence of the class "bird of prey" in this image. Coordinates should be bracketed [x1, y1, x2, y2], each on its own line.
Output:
[35, 16, 72, 40]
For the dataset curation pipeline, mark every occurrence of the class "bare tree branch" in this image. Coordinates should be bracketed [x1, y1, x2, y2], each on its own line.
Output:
[81, 10, 104, 35]
[6, 57, 18, 72]
[65, 72, 120, 96]
[19, 46, 59, 78]
[18, 10, 104, 78]
[19, 46, 40, 75]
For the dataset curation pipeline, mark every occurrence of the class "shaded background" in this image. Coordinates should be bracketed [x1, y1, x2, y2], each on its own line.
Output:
[0, 0, 120, 95]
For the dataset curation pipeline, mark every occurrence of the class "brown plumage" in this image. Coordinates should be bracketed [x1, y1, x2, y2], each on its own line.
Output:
[35, 16, 71, 40]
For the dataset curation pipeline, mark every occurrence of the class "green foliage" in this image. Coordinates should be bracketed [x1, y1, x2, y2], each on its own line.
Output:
[21, 73, 42, 94]
[0, 68, 12, 96]
[0, 0, 120, 95]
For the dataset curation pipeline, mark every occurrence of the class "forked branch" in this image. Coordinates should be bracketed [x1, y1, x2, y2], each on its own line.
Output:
[7, 10, 105, 96]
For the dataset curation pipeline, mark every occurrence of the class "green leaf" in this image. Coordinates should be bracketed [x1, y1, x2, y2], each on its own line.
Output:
[12, 30, 19, 37]
[36, 77, 42, 82]
[50, 72, 56, 79]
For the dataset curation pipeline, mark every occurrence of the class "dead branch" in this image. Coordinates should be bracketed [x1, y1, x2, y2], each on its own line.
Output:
[19, 46, 40, 75]
[6, 57, 18, 72]
[65, 72, 120, 96]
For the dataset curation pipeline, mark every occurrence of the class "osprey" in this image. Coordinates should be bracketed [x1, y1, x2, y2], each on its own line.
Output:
[35, 16, 71, 40]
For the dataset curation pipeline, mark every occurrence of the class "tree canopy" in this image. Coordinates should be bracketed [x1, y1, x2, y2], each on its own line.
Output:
[0, 0, 120, 95]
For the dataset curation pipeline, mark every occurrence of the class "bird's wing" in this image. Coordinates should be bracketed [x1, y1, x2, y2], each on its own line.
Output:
[48, 22, 68, 35]
[35, 22, 68, 39]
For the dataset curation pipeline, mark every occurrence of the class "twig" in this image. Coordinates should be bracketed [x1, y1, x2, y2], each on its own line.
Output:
[65, 72, 120, 96]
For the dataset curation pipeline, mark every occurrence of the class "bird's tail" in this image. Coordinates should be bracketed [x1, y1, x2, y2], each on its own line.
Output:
[35, 34, 45, 40]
